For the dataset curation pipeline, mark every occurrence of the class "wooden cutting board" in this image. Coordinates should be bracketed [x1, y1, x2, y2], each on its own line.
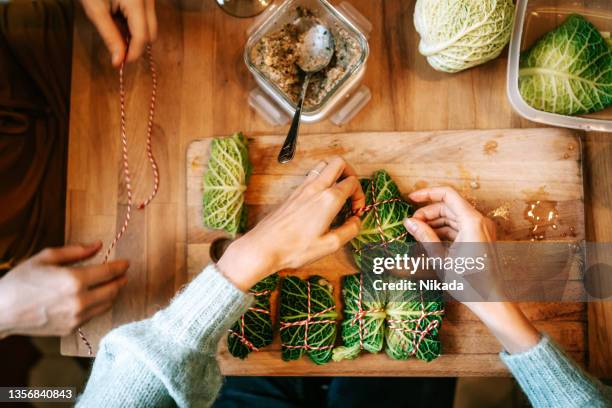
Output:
[186, 128, 586, 376]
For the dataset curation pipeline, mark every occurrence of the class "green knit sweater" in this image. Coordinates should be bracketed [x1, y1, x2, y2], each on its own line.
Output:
[78, 264, 611, 407]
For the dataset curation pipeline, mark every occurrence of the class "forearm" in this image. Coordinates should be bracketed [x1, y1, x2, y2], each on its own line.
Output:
[79, 264, 252, 407]
[467, 302, 540, 353]
[501, 335, 612, 407]
[470, 302, 611, 407]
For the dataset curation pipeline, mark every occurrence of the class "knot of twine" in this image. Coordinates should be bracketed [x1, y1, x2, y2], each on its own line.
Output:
[280, 282, 336, 351]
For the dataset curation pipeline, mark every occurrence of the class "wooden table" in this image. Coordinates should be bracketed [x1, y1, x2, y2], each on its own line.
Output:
[62, 0, 612, 378]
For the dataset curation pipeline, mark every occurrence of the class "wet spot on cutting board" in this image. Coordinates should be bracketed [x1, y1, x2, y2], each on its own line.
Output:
[524, 200, 559, 241]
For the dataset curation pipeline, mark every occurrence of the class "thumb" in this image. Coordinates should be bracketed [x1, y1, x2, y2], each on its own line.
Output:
[403, 217, 440, 243]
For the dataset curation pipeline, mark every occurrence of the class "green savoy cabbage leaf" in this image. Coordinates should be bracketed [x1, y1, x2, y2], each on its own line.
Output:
[202, 132, 251, 236]
[332, 274, 387, 361]
[280, 276, 338, 365]
[350, 170, 414, 269]
[227, 274, 278, 359]
[385, 274, 444, 362]
[519, 14, 612, 115]
[335, 170, 444, 362]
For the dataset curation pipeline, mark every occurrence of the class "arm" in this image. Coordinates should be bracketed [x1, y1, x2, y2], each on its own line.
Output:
[404, 186, 612, 408]
[78, 264, 252, 407]
[475, 302, 611, 408]
[501, 330, 611, 407]
[79, 156, 365, 407]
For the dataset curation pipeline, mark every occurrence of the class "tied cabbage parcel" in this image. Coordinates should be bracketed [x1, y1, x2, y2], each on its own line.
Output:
[202, 132, 251, 236]
[332, 273, 386, 361]
[334, 274, 444, 363]
[227, 274, 278, 359]
[334, 170, 444, 362]
[519, 14, 612, 115]
[414, 0, 514, 73]
[350, 170, 414, 268]
[385, 274, 444, 362]
[280, 276, 338, 365]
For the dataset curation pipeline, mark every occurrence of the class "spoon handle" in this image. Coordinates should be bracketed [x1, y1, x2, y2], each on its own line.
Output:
[278, 74, 311, 164]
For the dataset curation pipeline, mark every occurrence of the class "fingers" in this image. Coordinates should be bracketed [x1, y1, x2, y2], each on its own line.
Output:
[413, 202, 457, 223]
[403, 218, 440, 243]
[434, 226, 458, 241]
[77, 260, 130, 287]
[145, 0, 157, 42]
[316, 156, 358, 187]
[122, 0, 150, 62]
[409, 187, 475, 217]
[82, 275, 128, 309]
[82, 2, 126, 66]
[36, 242, 103, 265]
[333, 176, 366, 213]
[79, 302, 113, 325]
[425, 216, 459, 230]
[305, 160, 329, 182]
[321, 216, 361, 251]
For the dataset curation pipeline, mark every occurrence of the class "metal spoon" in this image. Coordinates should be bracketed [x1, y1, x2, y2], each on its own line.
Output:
[277, 23, 334, 164]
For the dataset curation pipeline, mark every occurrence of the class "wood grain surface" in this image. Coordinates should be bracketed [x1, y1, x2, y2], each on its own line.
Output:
[62, 0, 612, 379]
[186, 128, 585, 376]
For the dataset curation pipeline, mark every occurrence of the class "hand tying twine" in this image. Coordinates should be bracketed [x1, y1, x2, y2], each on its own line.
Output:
[78, 44, 159, 356]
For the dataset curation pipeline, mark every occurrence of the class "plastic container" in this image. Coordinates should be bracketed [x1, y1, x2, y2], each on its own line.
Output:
[507, 0, 612, 132]
[245, 0, 371, 126]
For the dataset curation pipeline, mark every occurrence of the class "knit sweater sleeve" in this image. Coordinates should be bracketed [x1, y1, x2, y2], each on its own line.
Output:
[500, 334, 612, 408]
[77, 264, 253, 408]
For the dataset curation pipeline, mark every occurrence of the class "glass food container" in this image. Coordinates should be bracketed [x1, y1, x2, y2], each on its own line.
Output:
[507, 0, 612, 132]
[244, 0, 371, 125]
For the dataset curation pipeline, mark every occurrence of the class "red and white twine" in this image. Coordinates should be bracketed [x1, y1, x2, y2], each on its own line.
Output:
[280, 282, 336, 351]
[351, 180, 444, 354]
[387, 292, 444, 356]
[228, 289, 273, 351]
[349, 272, 384, 350]
[78, 44, 159, 356]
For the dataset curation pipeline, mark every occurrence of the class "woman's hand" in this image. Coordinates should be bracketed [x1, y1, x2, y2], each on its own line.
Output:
[403, 186, 541, 353]
[403, 186, 496, 244]
[0, 243, 129, 338]
[80, 0, 157, 67]
[217, 156, 366, 292]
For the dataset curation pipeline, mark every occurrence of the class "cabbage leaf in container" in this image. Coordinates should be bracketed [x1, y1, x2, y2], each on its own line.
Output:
[202, 132, 251, 236]
[519, 14, 612, 115]
[279, 276, 338, 365]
